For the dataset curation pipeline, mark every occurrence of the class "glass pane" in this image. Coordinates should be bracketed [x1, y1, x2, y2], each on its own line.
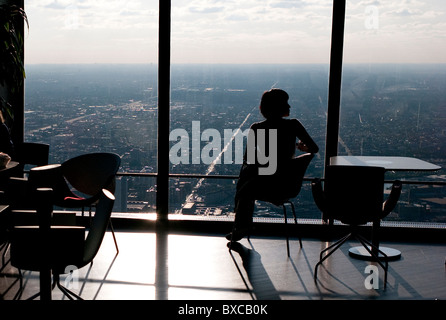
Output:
[342, 1, 446, 223]
[24, 1, 158, 213]
[170, 1, 332, 218]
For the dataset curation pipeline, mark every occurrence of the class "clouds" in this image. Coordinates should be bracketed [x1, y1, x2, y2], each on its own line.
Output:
[343, 0, 446, 63]
[28, 0, 157, 30]
[24, 0, 446, 64]
[269, 0, 310, 9]
[189, 6, 224, 14]
[170, 0, 333, 63]
[25, 0, 159, 63]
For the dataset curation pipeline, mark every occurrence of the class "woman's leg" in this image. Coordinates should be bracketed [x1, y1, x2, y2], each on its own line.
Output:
[227, 180, 259, 241]
[233, 196, 255, 231]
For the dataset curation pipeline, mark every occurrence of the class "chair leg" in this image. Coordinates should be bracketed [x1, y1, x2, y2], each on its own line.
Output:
[0, 240, 6, 254]
[86, 204, 119, 254]
[318, 233, 350, 260]
[13, 269, 42, 300]
[288, 201, 302, 248]
[0, 241, 10, 272]
[13, 270, 85, 300]
[282, 202, 302, 258]
[109, 219, 119, 254]
[54, 274, 83, 300]
[314, 232, 389, 289]
[314, 233, 352, 281]
[282, 205, 291, 257]
[13, 269, 24, 300]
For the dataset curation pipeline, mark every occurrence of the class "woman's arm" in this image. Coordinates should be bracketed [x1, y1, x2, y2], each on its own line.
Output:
[294, 119, 319, 154]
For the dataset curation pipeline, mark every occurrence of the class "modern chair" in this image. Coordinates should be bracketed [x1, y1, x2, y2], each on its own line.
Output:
[7, 152, 121, 252]
[58, 152, 121, 253]
[229, 153, 314, 257]
[1, 164, 77, 271]
[10, 188, 115, 300]
[59, 152, 121, 211]
[311, 165, 402, 288]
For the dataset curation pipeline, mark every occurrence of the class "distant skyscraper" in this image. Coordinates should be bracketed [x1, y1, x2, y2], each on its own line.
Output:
[115, 177, 128, 212]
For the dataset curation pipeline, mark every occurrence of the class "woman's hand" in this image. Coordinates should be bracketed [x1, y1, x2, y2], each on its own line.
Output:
[297, 141, 309, 152]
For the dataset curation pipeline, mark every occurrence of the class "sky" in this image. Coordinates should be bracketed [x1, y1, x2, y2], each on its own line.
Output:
[23, 0, 446, 64]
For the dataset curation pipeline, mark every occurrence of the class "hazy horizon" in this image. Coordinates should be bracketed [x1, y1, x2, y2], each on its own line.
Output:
[24, 62, 446, 65]
[24, 1, 446, 65]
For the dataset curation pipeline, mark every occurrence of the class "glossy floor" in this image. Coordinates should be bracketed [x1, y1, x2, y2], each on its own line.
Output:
[1, 230, 445, 300]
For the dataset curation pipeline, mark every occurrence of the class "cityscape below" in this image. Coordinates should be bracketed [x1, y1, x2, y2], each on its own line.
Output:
[23, 63, 446, 223]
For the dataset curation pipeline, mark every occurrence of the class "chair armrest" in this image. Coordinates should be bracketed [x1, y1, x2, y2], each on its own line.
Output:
[311, 178, 327, 222]
[382, 180, 402, 217]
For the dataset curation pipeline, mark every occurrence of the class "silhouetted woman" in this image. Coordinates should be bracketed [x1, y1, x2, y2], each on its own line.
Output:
[227, 88, 319, 241]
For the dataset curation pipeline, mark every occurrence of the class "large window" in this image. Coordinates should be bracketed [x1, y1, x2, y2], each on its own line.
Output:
[169, 1, 332, 217]
[21, 1, 446, 223]
[24, 1, 159, 213]
[341, 1, 446, 223]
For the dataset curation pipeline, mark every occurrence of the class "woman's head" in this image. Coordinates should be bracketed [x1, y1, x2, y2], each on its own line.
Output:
[259, 88, 290, 119]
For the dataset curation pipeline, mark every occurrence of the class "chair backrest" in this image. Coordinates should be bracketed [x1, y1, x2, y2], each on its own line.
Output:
[82, 189, 115, 266]
[284, 153, 315, 198]
[61, 152, 121, 196]
[255, 153, 314, 204]
[324, 165, 385, 225]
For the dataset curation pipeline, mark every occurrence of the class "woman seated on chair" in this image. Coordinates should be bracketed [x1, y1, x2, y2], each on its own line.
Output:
[226, 88, 319, 242]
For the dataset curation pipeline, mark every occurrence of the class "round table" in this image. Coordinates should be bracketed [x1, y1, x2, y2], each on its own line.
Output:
[348, 246, 401, 261]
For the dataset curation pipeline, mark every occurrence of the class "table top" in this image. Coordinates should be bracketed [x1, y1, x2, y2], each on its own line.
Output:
[30, 163, 61, 171]
[330, 156, 441, 171]
[0, 160, 19, 172]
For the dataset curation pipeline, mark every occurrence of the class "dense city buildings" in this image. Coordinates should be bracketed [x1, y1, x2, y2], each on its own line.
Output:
[23, 64, 446, 223]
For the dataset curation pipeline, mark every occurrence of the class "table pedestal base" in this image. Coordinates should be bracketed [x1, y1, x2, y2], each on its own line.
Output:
[348, 246, 401, 261]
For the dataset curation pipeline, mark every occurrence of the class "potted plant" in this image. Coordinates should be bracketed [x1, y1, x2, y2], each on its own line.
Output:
[0, 2, 28, 155]
[0, 2, 28, 123]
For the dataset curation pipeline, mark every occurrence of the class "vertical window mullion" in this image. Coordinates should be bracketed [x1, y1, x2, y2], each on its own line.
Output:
[324, 0, 346, 170]
[156, 0, 171, 222]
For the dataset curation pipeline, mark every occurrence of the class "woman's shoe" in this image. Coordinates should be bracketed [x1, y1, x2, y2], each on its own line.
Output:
[225, 228, 249, 242]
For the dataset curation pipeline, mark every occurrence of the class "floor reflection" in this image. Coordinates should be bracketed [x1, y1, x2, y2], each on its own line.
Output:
[1, 230, 445, 300]
[155, 226, 169, 300]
